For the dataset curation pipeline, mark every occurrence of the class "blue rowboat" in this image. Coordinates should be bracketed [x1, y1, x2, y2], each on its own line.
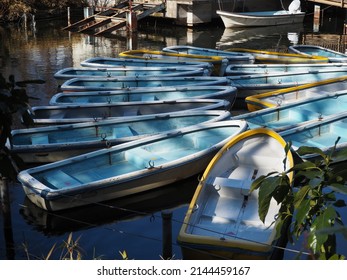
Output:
[245, 75, 347, 111]
[80, 56, 214, 71]
[280, 112, 347, 162]
[9, 110, 231, 163]
[227, 69, 347, 102]
[49, 86, 237, 106]
[60, 76, 230, 92]
[288, 45, 347, 63]
[29, 98, 231, 125]
[118, 49, 229, 76]
[225, 63, 347, 76]
[162, 45, 255, 64]
[232, 91, 347, 132]
[53, 66, 210, 86]
[225, 48, 328, 64]
[17, 120, 248, 211]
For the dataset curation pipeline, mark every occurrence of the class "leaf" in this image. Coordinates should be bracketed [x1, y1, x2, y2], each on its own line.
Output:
[317, 225, 347, 240]
[328, 183, 347, 195]
[293, 185, 310, 209]
[297, 146, 326, 158]
[119, 250, 128, 260]
[292, 160, 317, 171]
[258, 176, 282, 223]
[333, 199, 347, 208]
[332, 148, 347, 163]
[309, 206, 337, 254]
[251, 174, 268, 192]
[272, 175, 291, 204]
[294, 199, 310, 234]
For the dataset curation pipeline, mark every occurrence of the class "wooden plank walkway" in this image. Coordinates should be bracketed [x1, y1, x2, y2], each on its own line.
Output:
[63, 1, 165, 35]
[307, 0, 347, 8]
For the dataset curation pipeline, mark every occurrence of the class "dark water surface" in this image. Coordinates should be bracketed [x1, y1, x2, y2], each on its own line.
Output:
[1, 12, 347, 260]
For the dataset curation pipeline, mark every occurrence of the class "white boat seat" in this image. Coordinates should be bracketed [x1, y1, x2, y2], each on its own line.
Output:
[31, 135, 49, 144]
[125, 147, 165, 169]
[44, 170, 81, 189]
[212, 176, 252, 196]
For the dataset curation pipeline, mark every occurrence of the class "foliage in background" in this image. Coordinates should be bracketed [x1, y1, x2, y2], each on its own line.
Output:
[0, 0, 89, 22]
[0, 73, 43, 179]
[251, 141, 347, 260]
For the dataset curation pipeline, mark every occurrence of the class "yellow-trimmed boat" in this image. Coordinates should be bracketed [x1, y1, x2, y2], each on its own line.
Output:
[245, 75, 347, 111]
[118, 49, 228, 76]
[226, 48, 328, 64]
[178, 128, 294, 260]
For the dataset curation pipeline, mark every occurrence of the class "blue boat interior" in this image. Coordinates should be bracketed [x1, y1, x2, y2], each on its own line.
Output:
[285, 119, 347, 149]
[33, 127, 235, 190]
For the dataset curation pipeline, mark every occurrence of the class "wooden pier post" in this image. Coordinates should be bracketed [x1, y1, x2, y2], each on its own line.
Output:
[0, 177, 15, 259]
[67, 7, 71, 25]
[313, 5, 321, 32]
[161, 210, 173, 259]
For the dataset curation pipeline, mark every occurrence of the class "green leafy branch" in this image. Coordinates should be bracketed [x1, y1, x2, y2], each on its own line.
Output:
[251, 141, 347, 260]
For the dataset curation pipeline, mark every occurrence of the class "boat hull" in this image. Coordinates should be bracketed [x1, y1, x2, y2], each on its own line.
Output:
[233, 91, 347, 132]
[217, 10, 305, 28]
[29, 99, 231, 125]
[54, 67, 210, 86]
[288, 45, 347, 63]
[118, 50, 229, 76]
[162, 45, 255, 64]
[245, 76, 347, 111]
[10, 110, 231, 163]
[60, 76, 230, 92]
[18, 121, 248, 211]
[49, 86, 238, 106]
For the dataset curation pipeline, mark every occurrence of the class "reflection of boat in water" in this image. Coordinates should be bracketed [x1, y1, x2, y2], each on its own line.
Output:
[216, 23, 304, 48]
[19, 175, 198, 236]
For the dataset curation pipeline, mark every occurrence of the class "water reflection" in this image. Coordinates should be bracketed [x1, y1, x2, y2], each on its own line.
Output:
[19, 176, 197, 237]
[216, 23, 304, 49]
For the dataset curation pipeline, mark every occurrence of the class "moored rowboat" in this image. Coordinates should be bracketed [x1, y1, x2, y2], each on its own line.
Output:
[60, 76, 230, 92]
[17, 120, 248, 211]
[245, 75, 347, 111]
[49, 86, 237, 106]
[178, 128, 294, 259]
[288, 45, 347, 63]
[118, 49, 229, 76]
[225, 48, 328, 64]
[80, 56, 214, 72]
[29, 99, 231, 125]
[216, 9, 305, 28]
[162, 45, 255, 64]
[54, 66, 210, 86]
[9, 110, 231, 163]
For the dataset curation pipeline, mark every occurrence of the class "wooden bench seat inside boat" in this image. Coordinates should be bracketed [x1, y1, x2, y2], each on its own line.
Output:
[125, 147, 166, 169]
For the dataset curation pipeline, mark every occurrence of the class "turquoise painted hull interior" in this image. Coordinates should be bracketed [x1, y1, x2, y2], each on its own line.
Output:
[12, 114, 221, 145]
[245, 94, 347, 129]
[284, 119, 347, 149]
[32, 126, 235, 190]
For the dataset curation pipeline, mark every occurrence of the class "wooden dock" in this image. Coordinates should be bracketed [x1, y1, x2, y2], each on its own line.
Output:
[308, 0, 347, 8]
[63, 1, 165, 35]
